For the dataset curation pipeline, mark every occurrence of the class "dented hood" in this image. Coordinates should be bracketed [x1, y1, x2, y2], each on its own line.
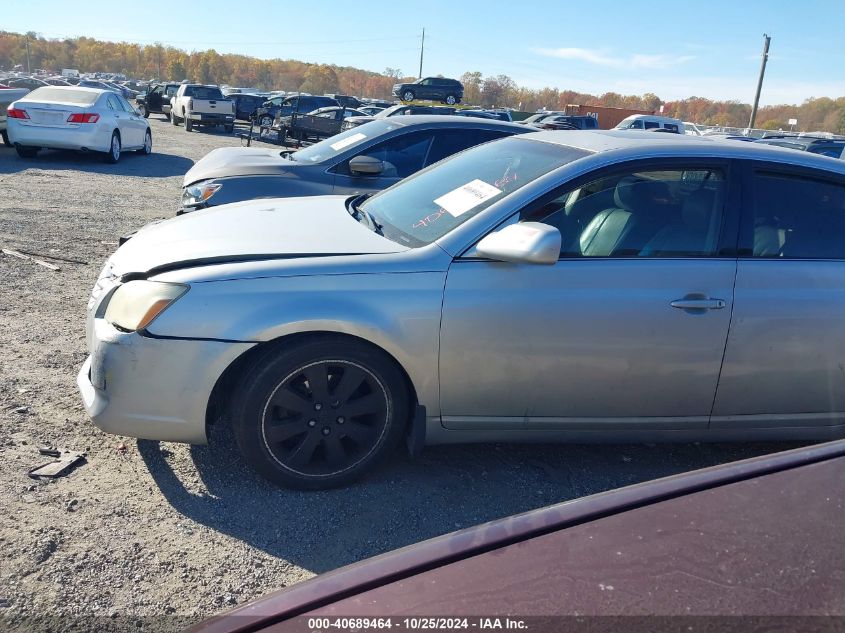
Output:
[110, 195, 407, 276]
[183, 146, 303, 186]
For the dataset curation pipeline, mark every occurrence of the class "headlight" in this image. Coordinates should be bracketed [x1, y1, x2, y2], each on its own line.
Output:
[104, 280, 188, 332]
[182, 181, 222, 207]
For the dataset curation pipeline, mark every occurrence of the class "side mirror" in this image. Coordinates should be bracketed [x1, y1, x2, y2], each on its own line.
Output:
[349, 155, 384, 176]
[476, 222, 561, 265]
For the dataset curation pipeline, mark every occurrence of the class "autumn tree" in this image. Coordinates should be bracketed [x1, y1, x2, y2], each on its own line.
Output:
[168, 58, 187, 81]
[299, 64, 339, 94]
[481, 74, 516, 108]
[460, 71, 483, 104]
[4, 31, 845, 133]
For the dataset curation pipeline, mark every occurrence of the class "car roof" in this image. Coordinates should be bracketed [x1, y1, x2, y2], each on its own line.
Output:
[523, 129, 845, 174]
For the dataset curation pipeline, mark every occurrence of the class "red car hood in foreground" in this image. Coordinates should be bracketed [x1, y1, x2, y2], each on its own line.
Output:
[188, 440, 845, 632]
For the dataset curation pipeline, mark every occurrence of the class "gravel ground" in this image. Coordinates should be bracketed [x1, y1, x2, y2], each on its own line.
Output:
[0, 117, 807, 632]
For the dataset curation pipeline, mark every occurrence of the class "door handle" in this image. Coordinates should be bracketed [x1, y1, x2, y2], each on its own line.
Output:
[670, 298, 726, 310]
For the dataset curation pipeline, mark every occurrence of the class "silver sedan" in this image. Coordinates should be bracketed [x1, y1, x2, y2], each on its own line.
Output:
[7, 86, 151, 162]
[78, 131, 845, 489]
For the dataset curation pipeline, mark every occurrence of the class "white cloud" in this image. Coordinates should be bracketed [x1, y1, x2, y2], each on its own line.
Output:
[533, 47, 695, 69]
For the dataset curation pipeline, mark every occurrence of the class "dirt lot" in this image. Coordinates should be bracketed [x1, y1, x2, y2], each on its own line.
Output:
[0, 117, 805, 632]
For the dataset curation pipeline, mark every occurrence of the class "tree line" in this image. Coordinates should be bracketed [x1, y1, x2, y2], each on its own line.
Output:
[2, 31, 843, 133]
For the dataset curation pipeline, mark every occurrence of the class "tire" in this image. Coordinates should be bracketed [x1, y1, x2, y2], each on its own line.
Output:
[444, 94, 457, 105]
[137, 129, 152, 155]
[259, 114, 273, 128]
[1, 130, 10, 147]
[184, 113, 193, 132]
[139, 104, 149, 118]
[402, 90, 415, 102]
[232, 338, 410, 490]
[170, 112, 178, 125]
[164, 111, 171, 121]
[15, 144, 38, 158]
[104, 131, 121, 163]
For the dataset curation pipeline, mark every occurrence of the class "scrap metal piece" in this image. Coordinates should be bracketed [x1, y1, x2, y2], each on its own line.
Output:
[28, 449, 86, 479]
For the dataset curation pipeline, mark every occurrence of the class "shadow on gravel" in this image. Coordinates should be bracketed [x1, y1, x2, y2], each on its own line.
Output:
[0, 147, 193, 177]
[138, 428, 807, 576]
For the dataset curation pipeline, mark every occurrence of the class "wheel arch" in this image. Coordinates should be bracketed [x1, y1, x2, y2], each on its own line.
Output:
[206, 331, 421, 442]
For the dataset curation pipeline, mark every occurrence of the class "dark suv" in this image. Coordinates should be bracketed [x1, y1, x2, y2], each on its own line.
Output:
[229, 93, 267, 122]
[392, 77, 464, 105]
[255, 95, 339, 127]
[533, 115, 599, 131]
[324, 94, 364, 109]
[136, 82, 181, 119]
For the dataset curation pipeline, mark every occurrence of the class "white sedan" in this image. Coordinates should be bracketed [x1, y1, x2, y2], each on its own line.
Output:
[6, 86, 151, 163]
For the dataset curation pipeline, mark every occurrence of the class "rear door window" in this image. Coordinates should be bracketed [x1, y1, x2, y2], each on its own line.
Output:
[644, 120, 660, 129]
[184, 87, 222, 99]
[750, 171, 845, 258]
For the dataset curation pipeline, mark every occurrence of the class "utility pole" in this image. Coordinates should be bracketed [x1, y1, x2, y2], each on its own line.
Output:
[418, 28, 425, 79]
[748, 33, 771, 130]
[25, 34, 31, 74]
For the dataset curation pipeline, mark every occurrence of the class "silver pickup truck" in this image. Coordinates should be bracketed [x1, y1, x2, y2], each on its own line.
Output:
[0, 87, 30, 146]
[169, 84, 235, 133]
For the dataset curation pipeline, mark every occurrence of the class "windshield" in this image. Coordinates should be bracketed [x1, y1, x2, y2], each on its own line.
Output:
[293, 119, 401, 163]
[360, 137, 590, 247]
[615, 117, 633, 129]
[522, 113, 550, 124]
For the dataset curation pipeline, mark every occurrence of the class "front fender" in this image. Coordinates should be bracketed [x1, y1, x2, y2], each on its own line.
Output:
[146, 271, 447, 415]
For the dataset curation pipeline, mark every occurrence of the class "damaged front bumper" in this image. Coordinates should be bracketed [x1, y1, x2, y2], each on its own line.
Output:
[77, 319, 254, 444]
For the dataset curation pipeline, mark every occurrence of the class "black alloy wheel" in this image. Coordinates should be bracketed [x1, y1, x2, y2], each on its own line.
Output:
[233, 339, 409, 489]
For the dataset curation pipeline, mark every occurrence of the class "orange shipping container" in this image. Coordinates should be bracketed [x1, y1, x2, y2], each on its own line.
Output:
[562, 104, 655, 129]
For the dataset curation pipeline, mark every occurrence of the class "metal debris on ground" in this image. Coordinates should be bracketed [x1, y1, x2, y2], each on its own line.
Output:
[28, 447, 86, 479]
[1, 248, 61, 271]
[13, 248, 88, 265]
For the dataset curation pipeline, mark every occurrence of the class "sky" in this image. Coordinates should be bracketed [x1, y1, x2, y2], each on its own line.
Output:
[4, 0, 844, 106]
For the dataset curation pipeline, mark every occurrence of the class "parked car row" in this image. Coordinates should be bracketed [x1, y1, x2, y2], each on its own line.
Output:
[79, 129, 845, 491]
[179, 116, 529, 213]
